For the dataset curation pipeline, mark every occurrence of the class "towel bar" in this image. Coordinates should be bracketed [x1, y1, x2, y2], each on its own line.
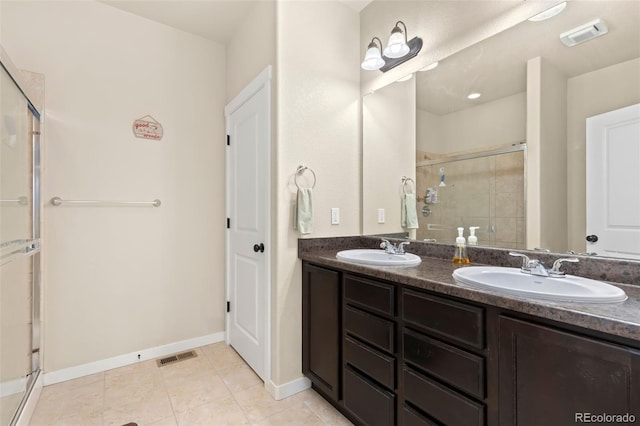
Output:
[50, 197, 161, 207]
[295, 165, 316, 189]
[401, 176, 416, 195]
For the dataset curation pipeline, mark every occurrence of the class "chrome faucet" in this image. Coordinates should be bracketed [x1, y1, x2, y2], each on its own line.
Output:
[509, 252, 549, 276]
[380, 238, 410, 255]
[397, 241, 410, 254]
[549, 258, 579, 277]
[527, 259, 550, 277]
[380, 238, 397, 254]
[509, 252, 579, 278]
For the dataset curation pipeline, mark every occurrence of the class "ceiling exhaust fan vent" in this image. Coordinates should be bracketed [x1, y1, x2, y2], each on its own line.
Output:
[560, 18, 608, 47]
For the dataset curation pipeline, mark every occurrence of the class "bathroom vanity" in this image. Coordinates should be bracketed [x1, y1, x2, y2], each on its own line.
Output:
[300, 237, 640, 426]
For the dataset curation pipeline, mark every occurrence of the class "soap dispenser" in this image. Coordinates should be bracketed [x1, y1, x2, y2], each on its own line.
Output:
[468, 227, 479, 246]
[453, 227, 470, 264]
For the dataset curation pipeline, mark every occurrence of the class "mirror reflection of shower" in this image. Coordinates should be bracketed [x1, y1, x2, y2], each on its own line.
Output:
[415, 145, 525, 248]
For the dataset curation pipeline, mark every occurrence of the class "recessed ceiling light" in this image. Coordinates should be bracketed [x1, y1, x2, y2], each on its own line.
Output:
[467, 93, 481, 100]
[397, 74, 414, 82]
[528, 2, 567, 22]
[419, 62, 439, 71]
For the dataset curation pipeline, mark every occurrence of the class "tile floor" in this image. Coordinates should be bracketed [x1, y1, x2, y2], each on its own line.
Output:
[28, 343, 353, 425]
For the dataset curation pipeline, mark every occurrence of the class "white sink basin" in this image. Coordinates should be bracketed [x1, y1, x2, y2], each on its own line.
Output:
[453, 266, 627, 303]
[336, 249, 421, 267]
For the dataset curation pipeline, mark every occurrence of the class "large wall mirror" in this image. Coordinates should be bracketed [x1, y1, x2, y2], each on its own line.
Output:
[362, 0, 640, 260]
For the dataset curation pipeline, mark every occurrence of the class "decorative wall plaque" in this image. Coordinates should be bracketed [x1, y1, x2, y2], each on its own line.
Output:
[132, 115, 163, 140]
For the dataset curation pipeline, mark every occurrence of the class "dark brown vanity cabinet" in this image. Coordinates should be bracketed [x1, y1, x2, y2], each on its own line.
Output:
[499, 316, 640, 426]
[401, 289, 487, 426]
[302, 263, 341, 401]
[301, 261, 640, 426]
[342, 274, 398, 425]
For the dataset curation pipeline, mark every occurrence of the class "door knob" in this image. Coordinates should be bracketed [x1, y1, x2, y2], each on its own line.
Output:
[586, 235, 598, 243]
[253, 243, 265, 253]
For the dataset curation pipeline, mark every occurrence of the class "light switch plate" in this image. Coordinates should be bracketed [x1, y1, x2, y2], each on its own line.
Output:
[331, 208, 340, 225]
[378, 208, 385, 224]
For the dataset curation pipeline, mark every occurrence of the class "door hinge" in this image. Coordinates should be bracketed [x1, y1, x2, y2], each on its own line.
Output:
[226, 135, 230, 146]
[226, 301, 230, 313]
[226, 218, 230, 229]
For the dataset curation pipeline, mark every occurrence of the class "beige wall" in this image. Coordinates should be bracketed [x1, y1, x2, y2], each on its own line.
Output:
[538, 59, 567, 252]
[274, 0, 360, 384]
[567, 58, 640, 252]
[363, 77, 416, 236]
[2, 1, 226, 372]
[226, 1, 277, 103]
[526, 57, 567, 253]
[418, 92, 525, 154]
[416, 109, 442, 154]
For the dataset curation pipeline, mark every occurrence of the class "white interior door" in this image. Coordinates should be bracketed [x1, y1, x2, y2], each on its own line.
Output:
[586, 103, 640, 260]
[225, 68, 271, 380]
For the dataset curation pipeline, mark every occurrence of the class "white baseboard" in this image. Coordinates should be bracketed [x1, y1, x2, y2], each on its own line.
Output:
[265, 376, 311, 400]
[0, 377, 28, 398]
[43, 331, 225, 386]
[16, 372, 43, 426]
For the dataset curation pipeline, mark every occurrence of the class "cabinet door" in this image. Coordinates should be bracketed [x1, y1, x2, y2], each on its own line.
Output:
[302, 263, 341, 401]
[499, 316, 640, 426]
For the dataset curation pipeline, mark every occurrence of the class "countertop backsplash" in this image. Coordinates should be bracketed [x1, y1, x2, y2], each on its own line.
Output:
[298, 235, 640, 287]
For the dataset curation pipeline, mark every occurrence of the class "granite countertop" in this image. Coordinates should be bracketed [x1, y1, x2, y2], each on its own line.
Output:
[299, 245, 640, 343]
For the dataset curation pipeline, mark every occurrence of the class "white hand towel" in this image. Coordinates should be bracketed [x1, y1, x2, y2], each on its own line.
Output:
[296, 188, 313, 234]
[401, 193, 419, 230]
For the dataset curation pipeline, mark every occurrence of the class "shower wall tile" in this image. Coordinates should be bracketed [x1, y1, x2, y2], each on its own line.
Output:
[495, 192, 517, 218]
[417, 150, 523, 248]
[516, 190, 525, 218]
[495, 217, 517, 244]
[516, 217, 526, 249]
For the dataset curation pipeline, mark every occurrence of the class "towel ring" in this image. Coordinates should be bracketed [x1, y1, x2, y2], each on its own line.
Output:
[402, 176, 416, 195]
[295, 165, 316, 189]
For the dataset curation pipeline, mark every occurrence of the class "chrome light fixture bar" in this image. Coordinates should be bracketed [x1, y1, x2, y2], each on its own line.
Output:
[361, 20, 423, 73]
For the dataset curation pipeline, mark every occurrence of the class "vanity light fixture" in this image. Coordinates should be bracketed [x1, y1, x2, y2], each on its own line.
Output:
[467, 92, 482, 100]
[361, 37, 386, 71]
[528, 1, 567, 22]
[362, 20, 423, 73]
[384, 21, 410, 58]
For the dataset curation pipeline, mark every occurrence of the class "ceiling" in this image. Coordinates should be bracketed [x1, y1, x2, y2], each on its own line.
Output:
[100, 0, 373, 44]
[416, 0, 640, 115]
[97, 0, 638, 116]
[98, 0, 262, 43]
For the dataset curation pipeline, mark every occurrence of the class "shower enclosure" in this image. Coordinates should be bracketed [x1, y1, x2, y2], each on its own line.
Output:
[415, 145, 526, 249]
[0, 56, 42, 425]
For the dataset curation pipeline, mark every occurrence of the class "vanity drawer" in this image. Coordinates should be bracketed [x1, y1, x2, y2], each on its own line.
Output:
[403, 366, 485, 426]
[344, 274, 395, 316]
[345, 305, 395, 353]
[402, 289, 485, 350]
[403, 329, 485, 398]
[344, 335, 395, 390]
[344, 365, 395, 426]
[402, 404, 441, 426]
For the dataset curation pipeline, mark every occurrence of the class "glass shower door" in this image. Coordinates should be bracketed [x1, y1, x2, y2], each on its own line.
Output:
[0, 64, 41, 425]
